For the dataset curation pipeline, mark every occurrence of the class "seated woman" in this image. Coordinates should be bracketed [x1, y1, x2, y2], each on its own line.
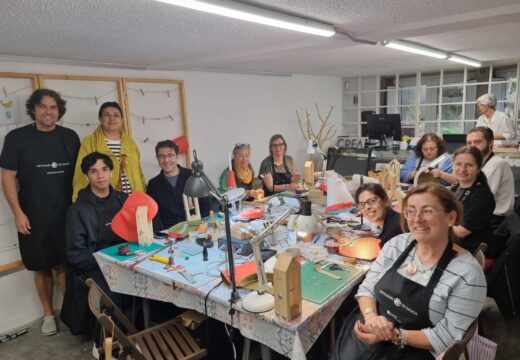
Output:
[355, 183, 402, 247]
[259, 134, 302, 196]
[219, 143, 258, 199]
[450, 146, 495, 253]
[400, 133, 455, 185]
[72, 101, 146, 201]
[330, 183, 486, 360]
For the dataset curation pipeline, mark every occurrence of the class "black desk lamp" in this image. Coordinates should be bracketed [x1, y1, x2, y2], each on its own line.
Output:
[183, 150, 240, 305]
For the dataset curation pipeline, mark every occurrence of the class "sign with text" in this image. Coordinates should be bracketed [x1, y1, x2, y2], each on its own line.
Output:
[336, 136, 365, 149]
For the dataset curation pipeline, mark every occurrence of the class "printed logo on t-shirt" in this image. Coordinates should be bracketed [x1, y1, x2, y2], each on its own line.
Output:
[36, 161, 71, 175]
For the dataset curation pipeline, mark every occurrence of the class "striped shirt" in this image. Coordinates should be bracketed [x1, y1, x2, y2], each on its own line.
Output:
[356, 233, 487, 358]
[105, 138, 132, 194]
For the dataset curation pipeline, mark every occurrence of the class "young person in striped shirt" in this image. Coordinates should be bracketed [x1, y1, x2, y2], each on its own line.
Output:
[72, 102, 146, 201]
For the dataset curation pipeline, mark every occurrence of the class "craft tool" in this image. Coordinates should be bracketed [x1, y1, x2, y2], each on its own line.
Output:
[149, 255, 170, 265]
[127, 244, 169, 270]
[179, 271, 196, 284]
[313, 266, 342, 280]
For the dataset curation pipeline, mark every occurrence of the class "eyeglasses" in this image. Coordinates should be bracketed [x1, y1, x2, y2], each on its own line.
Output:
[422, 146, 438, 152]
[157, 153, 177, 160]
[357, 196, 379, 209]
[271, 143, 285, 148]
[404, 207, 445, 220]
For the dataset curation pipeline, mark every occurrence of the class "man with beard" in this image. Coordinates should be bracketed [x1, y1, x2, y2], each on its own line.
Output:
[467, 126, 514, 232]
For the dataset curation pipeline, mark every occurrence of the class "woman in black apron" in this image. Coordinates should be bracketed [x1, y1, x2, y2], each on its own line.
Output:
[450, 146, 494, 254]
[331, 184, 486, 360]
[258, 134, 302, 196]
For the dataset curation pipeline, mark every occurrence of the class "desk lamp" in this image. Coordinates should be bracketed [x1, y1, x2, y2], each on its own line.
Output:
[241, 207, 292, 313]
[307, 140, 328, 176]
[184, 150, 242, 305]
[293, 199, 322, 242]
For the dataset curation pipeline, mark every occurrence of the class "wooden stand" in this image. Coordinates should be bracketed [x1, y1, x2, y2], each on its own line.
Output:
[136, 205, 153, 246]
[273, 253, 302, 321]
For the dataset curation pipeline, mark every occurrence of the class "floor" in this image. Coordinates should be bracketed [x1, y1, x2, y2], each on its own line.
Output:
[0, 298, 518, 360]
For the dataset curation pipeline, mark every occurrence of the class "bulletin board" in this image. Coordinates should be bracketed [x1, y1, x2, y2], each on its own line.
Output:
[0, 72, 39, 274]
[0, 72, 190, 273]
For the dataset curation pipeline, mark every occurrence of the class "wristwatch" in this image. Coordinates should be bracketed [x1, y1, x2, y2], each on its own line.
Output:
[363, 307, 374, 315]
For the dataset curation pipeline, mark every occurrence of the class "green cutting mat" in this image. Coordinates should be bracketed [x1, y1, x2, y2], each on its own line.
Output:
[301, 262, 363, 305]
[99, 242, 163, 262]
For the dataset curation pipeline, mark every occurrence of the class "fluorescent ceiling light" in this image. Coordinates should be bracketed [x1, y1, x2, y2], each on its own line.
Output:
[154, 0, 335, 37]
[448, 55, 481, 68]
[383, 40, 447, 59]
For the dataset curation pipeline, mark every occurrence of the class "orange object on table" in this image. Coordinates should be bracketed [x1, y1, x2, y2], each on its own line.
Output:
[338, 237, 381, 261]
[238, 207, 264, 220]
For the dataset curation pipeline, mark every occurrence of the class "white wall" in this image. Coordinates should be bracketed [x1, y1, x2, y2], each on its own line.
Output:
[0, 60, 341, 332]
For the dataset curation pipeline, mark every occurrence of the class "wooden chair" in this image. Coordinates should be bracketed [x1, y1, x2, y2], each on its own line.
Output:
[182, 195, 201, 221]
[86, 278, 206, 360]
[436, 320, 477, 360]
[473, 243, 487, 271]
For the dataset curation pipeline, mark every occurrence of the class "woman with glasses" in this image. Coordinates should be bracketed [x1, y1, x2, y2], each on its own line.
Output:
[219, 143, 258, 199]
[355, 183, 402, 246]
[259, 134, 302, 196]
[72, 102, 146, 201]
[400, 133, 455, 185]
[331, 184, 486, 360]
[450, 146, 495, 253]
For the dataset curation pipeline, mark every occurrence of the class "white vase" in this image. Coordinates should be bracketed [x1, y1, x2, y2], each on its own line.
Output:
[400, 141, 408, 150]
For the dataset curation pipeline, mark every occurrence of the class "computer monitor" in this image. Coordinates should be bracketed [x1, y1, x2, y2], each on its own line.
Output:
[443, 134, 467, 153]
[366, 114, 402, 147]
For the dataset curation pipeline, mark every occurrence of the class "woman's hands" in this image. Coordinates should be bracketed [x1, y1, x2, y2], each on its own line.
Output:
[354, 314, 396, 344]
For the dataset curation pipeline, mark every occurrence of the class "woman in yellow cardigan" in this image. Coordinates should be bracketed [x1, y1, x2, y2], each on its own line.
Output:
[72, 102, 146, 201]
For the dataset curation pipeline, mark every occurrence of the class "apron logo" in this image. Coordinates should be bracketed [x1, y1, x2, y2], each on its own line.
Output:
[51, 162, 58, 168]
[394, 298, 402, 307]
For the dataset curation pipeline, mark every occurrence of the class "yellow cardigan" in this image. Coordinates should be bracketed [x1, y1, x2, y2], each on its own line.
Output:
[72, 126, 146, 202]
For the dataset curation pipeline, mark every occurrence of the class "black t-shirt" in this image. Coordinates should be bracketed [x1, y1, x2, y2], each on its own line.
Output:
[0, 124, 80, 224]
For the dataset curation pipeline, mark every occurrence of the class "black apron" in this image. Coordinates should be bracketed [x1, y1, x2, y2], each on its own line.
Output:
[331, 240, 455, 360]
[263, 156, 292, 196]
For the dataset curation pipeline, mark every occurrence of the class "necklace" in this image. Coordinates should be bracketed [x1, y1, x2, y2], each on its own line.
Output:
[404, 246, 438, 280]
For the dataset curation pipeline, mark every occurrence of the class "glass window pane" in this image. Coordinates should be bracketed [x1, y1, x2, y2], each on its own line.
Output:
[465, 83, 489, 102]
[443, 69, 464, 85]
[361, 76, 377, 91]
[423, 122, 438, 134]
[464, 121, 477, 133]
[361, 92, 377, 107]
[399, 87, 416, 106]
[440, 122, 462, 134]
[399, 74, 416, 87]
[343, 93, 358, 108]
[441, 104, 462, 120]
[465, 103, 478, 120]
[420, 105, 439, 121]
[421, 72, 440, 86]
[467, 67, 490, 83]
[492, 65, 517, 80]
[343, 109, 358, 124]
[442, 86, 463, 103]
[400, 106, 416, 125]
[380, 75, 396, 90]
[490, 83, 508, 102]
[380, 89, 398, 109]
[342, 123, 359, 136]
[343, 78, 358, 92]
[420, 86, 439, 104]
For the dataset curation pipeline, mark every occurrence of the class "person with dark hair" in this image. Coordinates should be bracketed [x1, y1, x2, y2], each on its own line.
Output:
[219, 143, 259, 199]
[72, 101, 146, 201]
[63, 151, 127, 349]
[354, 183, 402, 246]
[0, 88, 80, 336]
[331, 184, 486, 360]
[147, 140, 210, 231]
[450, 146, 495, 253]
[400, 133, 454, 185]
[467, 126, 514, 230]
[259, 134, 302, 196]
[475, 93, 516, 140]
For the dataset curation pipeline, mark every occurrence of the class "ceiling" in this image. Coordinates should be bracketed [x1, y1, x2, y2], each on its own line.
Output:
[1, 0, 520, 77]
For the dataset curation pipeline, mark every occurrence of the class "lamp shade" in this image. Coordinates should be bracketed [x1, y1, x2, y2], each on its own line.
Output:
[184, 175, 211, 197]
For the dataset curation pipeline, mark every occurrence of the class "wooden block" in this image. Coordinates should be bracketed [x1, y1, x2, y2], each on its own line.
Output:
[304, 161, 314, 185]
[274, 253, 302, 321]
[136, 205, 153, 246]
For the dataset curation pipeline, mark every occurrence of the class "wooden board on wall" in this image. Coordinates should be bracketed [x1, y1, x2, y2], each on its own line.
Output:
[123, 78, 190, 181]
[0, 73, 38, 270]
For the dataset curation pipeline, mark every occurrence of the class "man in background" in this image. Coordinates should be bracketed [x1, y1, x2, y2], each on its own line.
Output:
[0, 88, 80, 336]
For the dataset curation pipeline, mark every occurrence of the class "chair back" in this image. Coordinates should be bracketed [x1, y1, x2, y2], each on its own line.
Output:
[473, 243, 487, 271]
[436, 320, 478, 360]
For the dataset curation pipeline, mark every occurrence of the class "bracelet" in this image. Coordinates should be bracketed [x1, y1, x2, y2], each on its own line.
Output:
[391, 328, 408, 349]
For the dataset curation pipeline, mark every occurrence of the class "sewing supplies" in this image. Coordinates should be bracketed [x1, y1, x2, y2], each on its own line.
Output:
[313, 266, 342, 280]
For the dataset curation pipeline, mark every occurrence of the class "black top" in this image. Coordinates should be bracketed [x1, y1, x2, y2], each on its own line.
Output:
[379, 208, 402, 246]
[451, 181, 495, 253]
[147, 165, 212, 231]
[0, 124, 80, 225]
[65, 186, 127, 272]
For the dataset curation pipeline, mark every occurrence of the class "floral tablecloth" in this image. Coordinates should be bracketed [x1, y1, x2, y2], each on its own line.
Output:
[95, 243, 365, 359]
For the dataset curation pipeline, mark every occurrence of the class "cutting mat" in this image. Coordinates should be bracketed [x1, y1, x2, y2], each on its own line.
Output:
[98, 242, 163, 262]
[301, 262, 363, 304]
